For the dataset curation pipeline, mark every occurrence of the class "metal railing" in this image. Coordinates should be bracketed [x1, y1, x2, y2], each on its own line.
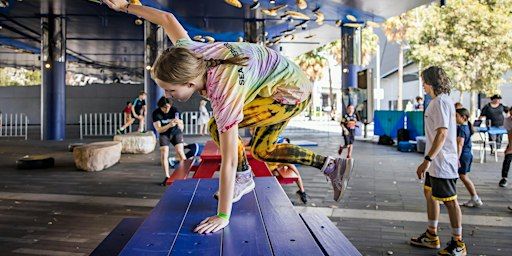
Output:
[78, 111, 342, 138]
[0, 113, 29, 140]
[79, 112, 132, 139]
[180, 111, 211, 135]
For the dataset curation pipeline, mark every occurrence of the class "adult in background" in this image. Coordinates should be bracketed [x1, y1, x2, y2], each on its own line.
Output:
[479, 94, 507, 154]
[415, 96, 424, 111]
[152, 96, 186, 186]
[197, 99, 210, 135]
[410, 66, 466, 255]
[499, 107, 512, 188]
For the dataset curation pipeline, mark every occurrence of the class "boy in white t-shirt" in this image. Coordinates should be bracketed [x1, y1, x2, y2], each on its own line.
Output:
[409, 67, 466, 255]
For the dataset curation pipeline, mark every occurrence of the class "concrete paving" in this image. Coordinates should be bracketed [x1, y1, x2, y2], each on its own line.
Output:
[0, 125, 510, 255]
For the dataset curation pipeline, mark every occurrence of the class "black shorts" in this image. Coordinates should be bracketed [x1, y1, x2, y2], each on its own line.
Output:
[131, 111, 143, 119]
[159, 133, 184, 147]
[343, 129, 355, 145]
[424, 172, 457, 201]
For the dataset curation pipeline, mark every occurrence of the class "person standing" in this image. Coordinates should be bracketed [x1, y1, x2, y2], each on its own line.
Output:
[197, 99, 210, 135]
[499, 107, 512, 188]
[410, 66, 466, 255]
[152, 96, 186, 186]
[479, 94, 507, 153]
[455, 108, 482, 207]
[117, 91, 147, 134]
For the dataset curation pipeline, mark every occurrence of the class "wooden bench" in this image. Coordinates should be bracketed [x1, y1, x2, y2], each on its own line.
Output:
[275, 165, 300, 184]
[195, 140, 272, 178]
[95, 177, 360, 255]
[165, 159, 195, 186]
[89, 218, 144, 256]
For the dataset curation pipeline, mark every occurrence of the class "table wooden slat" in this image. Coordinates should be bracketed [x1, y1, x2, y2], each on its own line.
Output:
[90, 218, 144, 256]
[254, 177, 324, 256]
[170, 179, 222, 256]
[119, 179, 199, 256]
[300, 213, 361, 256]
[222, 190, 273, 256]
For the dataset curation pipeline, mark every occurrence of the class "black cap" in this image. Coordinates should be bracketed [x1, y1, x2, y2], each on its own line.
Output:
[490, 94, 502, 100]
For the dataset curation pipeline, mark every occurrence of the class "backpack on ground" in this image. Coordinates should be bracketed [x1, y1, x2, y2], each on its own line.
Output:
[397, 141, 416, 152]
[378, 135, 395, 146]
[397, 128, 410, 142]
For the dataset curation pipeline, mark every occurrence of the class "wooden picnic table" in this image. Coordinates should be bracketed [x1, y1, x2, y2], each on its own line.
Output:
[92, 177, 361, 256]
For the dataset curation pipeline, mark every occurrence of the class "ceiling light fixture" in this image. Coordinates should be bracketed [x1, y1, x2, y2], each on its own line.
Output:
[343, 23, 363, 28]
[346, 14, 357, 22]
[366, 21, 380, 28]
[225, 0, 242, 8]
[250, 0, 260, 10]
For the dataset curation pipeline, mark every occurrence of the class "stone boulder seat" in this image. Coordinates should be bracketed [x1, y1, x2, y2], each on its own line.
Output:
[113, 131, 156, 154]
[16, 155, 55, 170]
[68, 142, 86, 152]
[73, 141, 122, 171]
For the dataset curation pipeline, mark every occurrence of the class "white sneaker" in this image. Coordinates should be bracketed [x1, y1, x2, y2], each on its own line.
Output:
[462, 198, 483, 207]
[213, 168, 255, 203]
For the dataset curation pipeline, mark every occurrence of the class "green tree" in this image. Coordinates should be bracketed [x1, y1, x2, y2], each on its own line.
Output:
[295, 49, 328, 119]
[322, 27, 379, 67]
[399, 0, 512, 115]
[0, 67, 41, 86]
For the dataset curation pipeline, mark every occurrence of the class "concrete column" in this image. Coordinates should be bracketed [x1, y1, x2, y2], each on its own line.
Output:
[341, 26, 362, 114]
[244, 6, 265, 43]
[40, 2, 66, 140]
[144, 21, 164, 133]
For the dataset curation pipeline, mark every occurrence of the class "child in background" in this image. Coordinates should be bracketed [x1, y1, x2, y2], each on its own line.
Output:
[267, 138, 308, 204]
[123, 101, 133, 128]
[338, 105, 358, 159]
[456, 108, 483, 207]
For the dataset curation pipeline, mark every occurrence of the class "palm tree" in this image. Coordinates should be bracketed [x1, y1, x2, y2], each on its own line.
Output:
[383, 14, 409, 111]
[295, 50, 328, 120]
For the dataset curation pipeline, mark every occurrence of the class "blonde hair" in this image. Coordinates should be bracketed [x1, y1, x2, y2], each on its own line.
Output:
[151, 47, 249, 84]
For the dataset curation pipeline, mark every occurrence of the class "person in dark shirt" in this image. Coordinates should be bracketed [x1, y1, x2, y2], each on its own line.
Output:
[456, 108, 482, 207]
[479, 94, 507, 152]
[499, 107, 512, 188]
[117, 91, 147, 134]
[152, 96, 186, 186]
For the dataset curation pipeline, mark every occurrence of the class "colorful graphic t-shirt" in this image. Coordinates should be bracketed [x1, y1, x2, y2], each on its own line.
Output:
[176, 38, 312, 133]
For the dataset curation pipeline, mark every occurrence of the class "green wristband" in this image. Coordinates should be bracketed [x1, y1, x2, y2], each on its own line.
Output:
[217, 212, 230, 221]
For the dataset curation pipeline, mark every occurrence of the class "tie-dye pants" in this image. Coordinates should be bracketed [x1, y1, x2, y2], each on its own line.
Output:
[208, 96, 326, 172]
